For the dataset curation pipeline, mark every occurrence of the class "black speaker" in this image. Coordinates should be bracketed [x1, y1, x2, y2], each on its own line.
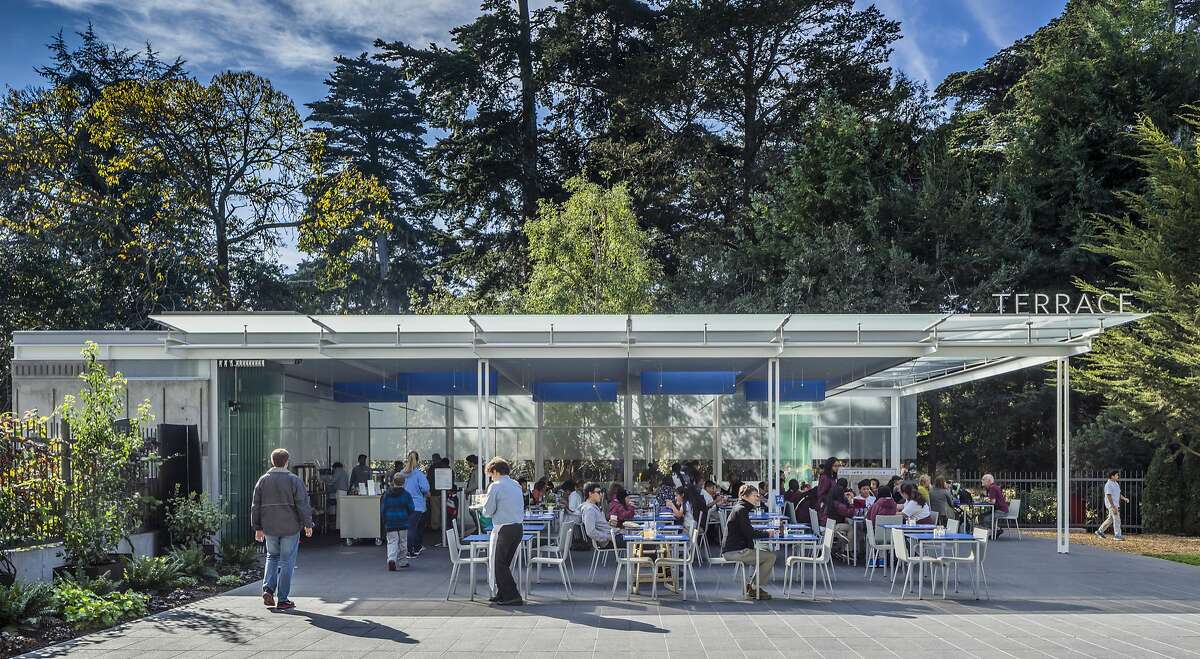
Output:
[159, 423, 202, 498]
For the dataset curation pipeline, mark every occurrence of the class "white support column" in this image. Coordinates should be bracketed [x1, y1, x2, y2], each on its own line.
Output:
[713, 395, 723, 485]
[774, 359, 782, 503]
[477, 359, 489, 494]
[1056, 357, 1070, 554]
[767, 357, 780, 512]
[207, 359, 220, 507]
[890, 392, 902, 470]
[623, 376, 633, 486]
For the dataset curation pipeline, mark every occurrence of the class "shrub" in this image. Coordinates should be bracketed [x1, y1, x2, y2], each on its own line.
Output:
[168, 545, 217, 580]
[165, 489, 229, 548]
[215, 574, 243, 588]
[51, 582, 146, 630]
[55, 568, 122, 596]
[0, 581, 57, 630]
[172, 576, 198, 590]
[122, 555, 182, 594]
[59, 343, 152, 568]
[218, 539, 259, 570]
[1143, 445, 1187, 534]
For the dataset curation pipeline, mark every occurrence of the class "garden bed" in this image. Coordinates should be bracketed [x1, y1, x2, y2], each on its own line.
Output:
[0, 566, 259, 658]
[1026, 530, 1200, 560]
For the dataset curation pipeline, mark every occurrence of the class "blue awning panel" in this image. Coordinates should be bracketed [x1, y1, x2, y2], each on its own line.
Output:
[533, 381, 618, 402]
[405, 370, 497, 396]
[640, 371, 737, 395]
[743, 379, 826, 402]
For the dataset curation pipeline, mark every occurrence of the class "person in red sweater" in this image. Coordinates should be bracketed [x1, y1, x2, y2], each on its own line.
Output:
[866, 485, 898, 521]
[608, 490, 636, 523]
[980, 474, 1009, 537]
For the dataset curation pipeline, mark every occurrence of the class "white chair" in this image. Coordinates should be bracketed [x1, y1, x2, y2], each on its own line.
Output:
[445, 528, 488, 600]
[784, 520, 834, 600]
[589, 524, 618, 582]
[937, 527, 988, 598]
[946, 519, 959, 534]
[890, 527, 943, 599]
[808, 508, 821, 533]
[706, 554, 749, 600]
[999, 499, 1022, 539]
[609, 527, 653, 600]
[929, 511, 940, 525]
[535, 521, 577, 576]
[785, 501, 798, 524]
[862, 518, 892, 581]
[694, 510, 711, 565]
[653, 528, 700, 600]
[528, 523, 574, 599]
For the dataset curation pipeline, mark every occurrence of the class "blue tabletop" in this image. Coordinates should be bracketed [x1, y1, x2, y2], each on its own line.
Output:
[632, 515, 675, 522]
[749, 513, 784, 519]
[957, 501, 993, 507]
[463, 533, 535, 543]
[623, 534, 688, 542]
[882, 524, 938, 530]
[522, 523, 546, 531]
[758, 534, 819, 542]
[910, 533, 977, 541]
[632, 523, 683, 531]
[524, 513, 556, 520]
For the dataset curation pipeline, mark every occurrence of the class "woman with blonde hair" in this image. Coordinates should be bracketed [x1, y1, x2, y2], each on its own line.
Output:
[401, 451, 430, 558]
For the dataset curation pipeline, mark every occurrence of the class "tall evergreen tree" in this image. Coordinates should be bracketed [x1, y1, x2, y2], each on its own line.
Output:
[306, 53, 431, 312]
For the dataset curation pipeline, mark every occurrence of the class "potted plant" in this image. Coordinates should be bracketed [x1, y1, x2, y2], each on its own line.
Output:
[164, 487, 229, 552]
[58, 343, 152, 579]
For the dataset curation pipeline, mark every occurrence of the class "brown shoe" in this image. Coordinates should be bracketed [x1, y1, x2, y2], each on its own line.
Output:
[276, 600, 296, 610]
[757, 588, 773, 600]
[262, 589, 275, 607]
[388, 560, 397, 571]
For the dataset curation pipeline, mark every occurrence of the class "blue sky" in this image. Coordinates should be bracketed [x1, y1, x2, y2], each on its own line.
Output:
[0, 0, 1066, 269]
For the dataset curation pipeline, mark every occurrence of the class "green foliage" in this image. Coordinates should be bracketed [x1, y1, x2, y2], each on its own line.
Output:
[172, 576, 198, 590]
[1142, 445, 1189, 534]
[1146, 554, 1200, 567]
[164, 490, 229, 548]
[0, 412, 67, 548]
[55, 568, 122, 596]
[1072, 408, 1157, 472]
[523, 178, 660, 314]
[217, 539, 259, 571]
[167, 545, 217, 580]
[59, 343, 150, 567]
[216, 574, 243, 588]
[0, 581, 57, 631]
[51, 582, 147, 630]
[1022, 486, 1058, 525]
[121, 555, 182, 594]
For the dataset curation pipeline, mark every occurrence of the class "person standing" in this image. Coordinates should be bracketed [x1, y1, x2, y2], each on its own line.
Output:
[349, 454, 373, 493]
[381, 472, 415, 570]
[1096, 470, 1129, 541]
[482, 457, 525, 605]
[721, 484, 777, 600]
[251, 448, 313, 611]
[402, 451, 431, 557]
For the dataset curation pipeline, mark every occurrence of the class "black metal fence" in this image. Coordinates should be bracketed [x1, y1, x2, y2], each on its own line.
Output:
[0, 415, 164, 550]
[954, 470, 1145, 532]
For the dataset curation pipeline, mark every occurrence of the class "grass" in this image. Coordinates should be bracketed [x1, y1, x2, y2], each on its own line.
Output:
[1145, 553, 1200, 567]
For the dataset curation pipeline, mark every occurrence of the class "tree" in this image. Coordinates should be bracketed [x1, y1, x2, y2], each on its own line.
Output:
[305, 53, 431, 312]
[523, 177, 660, 314]
[1077, 109, 1200, 463]
[59, 342, 151, 567]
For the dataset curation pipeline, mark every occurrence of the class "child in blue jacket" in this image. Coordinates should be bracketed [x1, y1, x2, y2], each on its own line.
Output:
[381, 472, 415, 570]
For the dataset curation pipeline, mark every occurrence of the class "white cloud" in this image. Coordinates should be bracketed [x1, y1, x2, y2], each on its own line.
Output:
[32, 0, 502, 73]
[872, 0, 937, 85]
[962, 0, 1011, 49]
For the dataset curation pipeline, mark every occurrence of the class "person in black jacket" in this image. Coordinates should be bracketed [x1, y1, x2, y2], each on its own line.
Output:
[721, 484, 777, 600]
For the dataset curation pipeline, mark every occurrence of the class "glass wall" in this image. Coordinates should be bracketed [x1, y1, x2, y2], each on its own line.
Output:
[543, 399, 623, 484]
[633, 394, 716, 490]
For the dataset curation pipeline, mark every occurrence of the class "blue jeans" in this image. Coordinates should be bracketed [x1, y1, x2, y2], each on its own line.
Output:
[263, 533, 300, 601]
[408, 510, 425, 553]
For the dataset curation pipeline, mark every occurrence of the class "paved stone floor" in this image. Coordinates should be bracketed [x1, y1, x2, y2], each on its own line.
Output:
[22, 535, 1200, 658]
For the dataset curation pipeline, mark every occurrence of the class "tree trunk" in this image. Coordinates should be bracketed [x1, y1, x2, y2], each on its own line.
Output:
[516, 0, 539, 225]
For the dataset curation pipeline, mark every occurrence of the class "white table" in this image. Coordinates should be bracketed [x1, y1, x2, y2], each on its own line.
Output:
[754, 533, 820, 598]
[912, 533, 982, 600]
[622, 534, 688, 598]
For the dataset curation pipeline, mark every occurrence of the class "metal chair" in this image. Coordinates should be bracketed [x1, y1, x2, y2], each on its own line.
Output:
[528, 522, 574, 599]
[890, 527, 943, 599]
[706, 554, 749, 600]
[445, 528, 488, 600]
[862, 518, 892, 581]
[937, 527, 987, 598]
[784, 520, 835, 600]
[609, 527, 653, 600]
[653, 528, 700, 600]
[999, 499, 1023, 539]
[589, 523, 618, 582]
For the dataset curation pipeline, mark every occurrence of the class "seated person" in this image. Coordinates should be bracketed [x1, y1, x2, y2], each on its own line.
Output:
[855, 479, 876, 511]
[666, 486, 699, 533]
[825, 482, 854, 556]
[756, 481, 770, 513]
[721, 484, 776, 600]
[792, 482, 819, 525]
[866, 485, 898, 521]
[783, 479, 804, 504]
[899, 483, 933, 524]
[702, 480, 726, 509]
[657, 475, 676, 505]
[979, 473, 1009, 537]
[608, 490, 636, 523]
[929, 477, 956, 524]
[580, 482, 623, 548]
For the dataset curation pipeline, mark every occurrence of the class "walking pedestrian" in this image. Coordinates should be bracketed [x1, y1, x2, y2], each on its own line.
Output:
[1096, 469, 1129, 541]
[251, 448, 313, 611]
[402, 451, 431, 557]
[381, 472, 415, 570]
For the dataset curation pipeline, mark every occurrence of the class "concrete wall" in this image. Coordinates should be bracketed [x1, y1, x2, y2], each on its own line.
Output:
[4, 531, 159, 584]
[280, 375, 369, 469]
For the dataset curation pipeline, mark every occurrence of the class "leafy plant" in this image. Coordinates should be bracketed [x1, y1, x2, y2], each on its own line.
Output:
[59, 343, 152, 567]
[215, 574, 243, 588]
[165, 488, 229, 548]
[122, 555, 182, 593]
[172, 576, 198, 590]
[217, 539, 259, 571]
[51, 582, 146, 630]
[0, 581, 57, 631]
[55, 568, 122, 596]
[168, 545, 217, 579]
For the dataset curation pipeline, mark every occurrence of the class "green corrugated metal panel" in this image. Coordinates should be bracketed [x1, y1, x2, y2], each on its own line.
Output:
[219, 366, 282, 544]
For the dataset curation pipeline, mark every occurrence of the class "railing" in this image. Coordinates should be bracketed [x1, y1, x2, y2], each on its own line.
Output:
[1, 416, 163, 550]
[954, 470, 1145, 532]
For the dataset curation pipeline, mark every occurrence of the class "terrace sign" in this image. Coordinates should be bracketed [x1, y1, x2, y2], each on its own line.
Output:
[993, 292, 1132, 314]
